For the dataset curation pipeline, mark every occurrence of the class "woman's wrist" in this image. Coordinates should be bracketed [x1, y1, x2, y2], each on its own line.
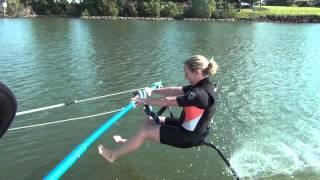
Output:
[145, 87, 153, 96]
[144, 97, 150, 104]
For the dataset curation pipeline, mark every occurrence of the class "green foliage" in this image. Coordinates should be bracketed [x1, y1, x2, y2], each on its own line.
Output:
[54, 0, 71, 15]
[160, 1, 184, 18]
[118, 0, 139, 17]
[6, 2, 23, 16]
[137, 0, 161, 17]
[5, 0, 320, 19]
[82, 0, 118, 16]
[213, 1, 236, 18]
[81, 9, 90, 16]
[97, 0, 119, 16]
[161, 0, 187, 2]
[20, 0, 33, 6]
[69, 2, 83, 17]
[234, 11, 256, 19]
[82, 0, 98, 16]
[190, 0, 216, 18]
[32, 0, 53, 15]
[31, 0, 72, 15]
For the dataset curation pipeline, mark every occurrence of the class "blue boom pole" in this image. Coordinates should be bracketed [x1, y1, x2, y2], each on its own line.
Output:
[44, 82, 162, 180]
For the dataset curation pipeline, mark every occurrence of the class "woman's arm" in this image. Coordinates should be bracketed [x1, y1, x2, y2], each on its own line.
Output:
[132, 96, 179, 107]
[151, 87, 184, 97]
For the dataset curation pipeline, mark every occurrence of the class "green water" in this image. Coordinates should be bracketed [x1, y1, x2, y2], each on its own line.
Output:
[0, 18, 320, 180]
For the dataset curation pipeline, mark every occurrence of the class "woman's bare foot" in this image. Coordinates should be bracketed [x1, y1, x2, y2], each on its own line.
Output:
[98, 144, 115, 163]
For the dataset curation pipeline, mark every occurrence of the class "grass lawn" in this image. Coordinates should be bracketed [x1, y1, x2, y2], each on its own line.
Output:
[236, 6, 320, 18]
[261, 6, 320, 16]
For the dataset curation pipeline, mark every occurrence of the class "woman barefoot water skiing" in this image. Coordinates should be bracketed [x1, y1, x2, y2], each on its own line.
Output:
[98, 55, 218, 163]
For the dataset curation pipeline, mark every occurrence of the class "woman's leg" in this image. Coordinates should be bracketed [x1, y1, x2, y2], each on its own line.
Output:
[98, 119, 161, 163]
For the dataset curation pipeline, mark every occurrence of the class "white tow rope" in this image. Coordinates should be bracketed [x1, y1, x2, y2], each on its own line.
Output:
[11, 87, 145, 131]
[16, 87, 143, 116]
[9, 108, 124, 131]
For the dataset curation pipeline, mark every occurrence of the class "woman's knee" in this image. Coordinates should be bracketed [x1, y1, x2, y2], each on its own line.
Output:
[137, 125, 150, 139]
[146, 126, 160, 142]
[143, 116, 157, 127]
[139, 125, 160, 141]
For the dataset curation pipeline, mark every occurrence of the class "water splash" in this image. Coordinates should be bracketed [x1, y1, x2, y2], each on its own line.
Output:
[230, 135, 320, 179]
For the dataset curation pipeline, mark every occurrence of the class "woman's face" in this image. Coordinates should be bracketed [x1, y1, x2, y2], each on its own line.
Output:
[184, 65, 202, 85]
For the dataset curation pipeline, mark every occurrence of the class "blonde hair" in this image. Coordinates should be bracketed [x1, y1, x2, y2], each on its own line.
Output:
[184, 55, 218, 76]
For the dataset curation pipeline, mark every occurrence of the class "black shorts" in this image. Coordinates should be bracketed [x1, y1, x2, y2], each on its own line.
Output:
[160, 125, 202, 148]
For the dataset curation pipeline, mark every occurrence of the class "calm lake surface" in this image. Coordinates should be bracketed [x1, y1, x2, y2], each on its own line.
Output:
[0, 18, 319, 180]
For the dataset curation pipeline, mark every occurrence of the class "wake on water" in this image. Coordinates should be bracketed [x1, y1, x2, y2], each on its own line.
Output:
[229, 124, 320, 179]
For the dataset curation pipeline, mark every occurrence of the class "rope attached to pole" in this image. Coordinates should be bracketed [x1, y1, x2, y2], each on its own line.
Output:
[16, 87, 145, 116]
[9, 108, 123, 131]
[142, 104, 240, 180]
[202, 141, 240, 180]
[43, 82, 163, 180]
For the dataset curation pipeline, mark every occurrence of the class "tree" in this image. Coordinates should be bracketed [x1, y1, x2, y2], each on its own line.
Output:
[82, 0, 118, 16]
[190, 0, 216, 18]
[160, 1, 184, 18]
[32, 0, 53, 15]
[54, 0, 71, 15]
[69, 1, 83, 17]
[120, 0, 139, 17]
[97, 0, 119, 16]
[137, 0, 161, 17]
[82, 0, 97, 15]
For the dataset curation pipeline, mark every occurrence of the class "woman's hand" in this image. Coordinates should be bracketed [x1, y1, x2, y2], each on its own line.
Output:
[131, 96, 147, 104]
[144, 87, 152, 96]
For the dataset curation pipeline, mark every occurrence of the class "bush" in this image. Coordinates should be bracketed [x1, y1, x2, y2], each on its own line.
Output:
[160, 1, 184, 18]
[53, 0, 71, 15]
[97, 0, 119, 16]
[234, 10, 265, 19]
[137, 0, 161, 17]
[82, 0, 118, 16]
[190, 0, 216, 18]
[81, 9, 90, 16]
[32, 0, 52, 15]
[6, 2, 19, 16]
[121, 1, 139, 17]
[213, 2, 236, 18]
[69, 2, 83, 17]
[82, 0, 98, 16]
[220, 8, 236, 18]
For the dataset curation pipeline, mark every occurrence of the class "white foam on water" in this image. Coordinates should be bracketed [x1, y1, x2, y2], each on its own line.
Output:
[229, 126, 320, 179]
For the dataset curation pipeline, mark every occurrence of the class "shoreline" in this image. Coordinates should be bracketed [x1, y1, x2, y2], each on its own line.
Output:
[1, 14, 320, 23]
